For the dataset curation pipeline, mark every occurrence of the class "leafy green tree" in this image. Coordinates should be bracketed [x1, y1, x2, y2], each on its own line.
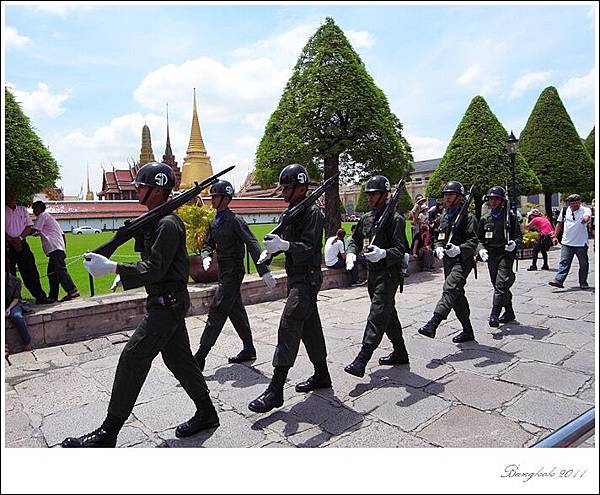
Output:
[584, 127, 595, 161]
[5, 87, 60, 205]
[518, 87, 594, 219]
[398, 185, 414, 215]
[255, 17, 413, 237]
[426, 95, 541, 219]
[339, 198, 346, 214]
[354, 185, 369, 213]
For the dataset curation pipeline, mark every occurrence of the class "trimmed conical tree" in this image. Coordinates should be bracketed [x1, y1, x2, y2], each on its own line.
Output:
[255, 17, 413, 237]
[518, 86, 595, 219]
[425, 95, 541, 219]
[5, 87, 60, 204]
[584, 127, 595, 161]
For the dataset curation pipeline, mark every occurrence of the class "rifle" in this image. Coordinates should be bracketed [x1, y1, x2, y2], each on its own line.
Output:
[367, 178, 406, 292]
[258, 172, 340, 265]
[505, 186, 518, 271]
[86, 165, 235, 296]
[446, 184, 477, 279]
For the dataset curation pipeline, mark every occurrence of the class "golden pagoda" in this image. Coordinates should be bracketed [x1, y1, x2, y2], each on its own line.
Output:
[179, 88, 213, 189]
[139, 123, 156, 166]
[85, 163, 94, 200]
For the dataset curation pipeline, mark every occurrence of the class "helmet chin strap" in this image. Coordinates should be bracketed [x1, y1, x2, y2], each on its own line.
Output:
[139, 187, 153, 206]
[375, 192, 386, 209]
[214, 195, 225, 210]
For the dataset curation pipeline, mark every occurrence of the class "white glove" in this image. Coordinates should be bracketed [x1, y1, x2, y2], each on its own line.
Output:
[479, 249, 489, 262]
[364, 245, 387, 263]
[83, 252, 117, 278]
[110, 274, 122, 292]
[258, 249, 271, 264]
[264, 234, 290, 254]
[203, 256, 212, 271]
[445, 243, 461, 258]
[435, 247, 445, 260]
[505, 240, 517, 252]
[261, 272, 277, 289]
[346, 253, 356, 271]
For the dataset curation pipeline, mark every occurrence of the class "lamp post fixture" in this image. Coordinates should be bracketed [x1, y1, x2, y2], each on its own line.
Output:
[506, 130, 519, 218]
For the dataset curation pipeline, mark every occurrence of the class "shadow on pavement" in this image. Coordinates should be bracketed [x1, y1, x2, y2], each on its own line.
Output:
[204, 363, 270, 387]
[426, 342, 516, 369]
[491, 324, 551, 341]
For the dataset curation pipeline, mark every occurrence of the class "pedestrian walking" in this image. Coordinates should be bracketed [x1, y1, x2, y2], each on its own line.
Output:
[525, 208, 553, 271]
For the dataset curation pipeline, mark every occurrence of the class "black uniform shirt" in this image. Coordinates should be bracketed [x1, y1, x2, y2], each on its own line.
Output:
[117, 213, 189, 294]
[477, 209, 523, 253]
[201, 208, 268, 277]
[347, 209, 407, 272]
[433, 207, 479, 260]
[281, 203, 324, 272]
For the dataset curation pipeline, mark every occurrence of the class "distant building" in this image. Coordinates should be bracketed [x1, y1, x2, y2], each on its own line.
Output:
[407, 158, 441, 206]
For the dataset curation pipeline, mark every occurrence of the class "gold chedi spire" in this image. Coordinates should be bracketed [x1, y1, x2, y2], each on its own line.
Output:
[179, 88, 213, 189]
[85, 162, 94, 200]
[139, 122, 156, 167]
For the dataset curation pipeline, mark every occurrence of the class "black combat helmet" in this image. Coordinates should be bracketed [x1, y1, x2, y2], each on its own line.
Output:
[210, 180, 235, 197]
[486, 186, 506, 200]
[133, 162, 176, 190]
[442, 181, 465, 195]
[279, 164, 309, 186]
[364, 175, 391, 193]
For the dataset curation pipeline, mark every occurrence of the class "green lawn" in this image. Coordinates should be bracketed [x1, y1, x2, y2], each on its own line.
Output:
[21, 220, 411, 299]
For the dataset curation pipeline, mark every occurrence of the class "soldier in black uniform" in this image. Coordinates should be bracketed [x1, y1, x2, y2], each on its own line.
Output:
[194, 180, 277, 371]
[418, 181, 479, 343]
[62, 162, 218, 447]
[344, 175, 409, 378]
[248, 164, 330, 413]
[477, 186, 522, 327]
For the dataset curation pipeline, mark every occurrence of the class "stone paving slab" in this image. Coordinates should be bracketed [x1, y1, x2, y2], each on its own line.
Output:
[4, 245, 594, 449]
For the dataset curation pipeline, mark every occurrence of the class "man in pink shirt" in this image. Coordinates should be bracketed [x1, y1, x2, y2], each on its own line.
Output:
[31, 201, 80, 302]
[5, 191, 52, 304]
[525, 208, 554, 271]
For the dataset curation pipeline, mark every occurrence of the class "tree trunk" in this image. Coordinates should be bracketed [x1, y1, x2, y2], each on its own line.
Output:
[544, 192, 555, 226]
[324, 154, 341, 238]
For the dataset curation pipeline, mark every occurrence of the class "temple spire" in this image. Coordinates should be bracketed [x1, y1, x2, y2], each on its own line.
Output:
[85, 162, 94, 200]
[162, 102, 181, 189]
[139, 122, 155, 167]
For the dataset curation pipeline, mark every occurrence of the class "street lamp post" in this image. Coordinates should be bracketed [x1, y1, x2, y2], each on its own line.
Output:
[506, 131, 519, 218]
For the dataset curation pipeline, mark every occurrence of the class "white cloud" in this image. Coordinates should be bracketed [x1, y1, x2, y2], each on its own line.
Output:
[559, 69, 596, 101]
[509, 71, 552, 100]
[406, 134, 448, 161]
[31, 5, 93, 16]
[6, 82, 70, 118]
[346, 30, 375, 49]
[5, 26, 32, 47]
[457, 65, 481, 86]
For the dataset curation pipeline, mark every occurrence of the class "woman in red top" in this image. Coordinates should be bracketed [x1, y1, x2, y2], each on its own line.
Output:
[525, 209, 554, 270]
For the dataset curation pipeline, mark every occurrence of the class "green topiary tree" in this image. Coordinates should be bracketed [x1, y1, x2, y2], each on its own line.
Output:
[425, 95, 541, 219]
[518, 87, 595, 220]
[398, 185, 414, 215]
[255, 17, 413, 237]
[584, 127, 595, 161]
[5, 87, 61, 205]
[354, 184, 369, 213]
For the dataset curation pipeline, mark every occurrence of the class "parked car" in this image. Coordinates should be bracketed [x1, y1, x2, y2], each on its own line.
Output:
[72, 226, 101, 235]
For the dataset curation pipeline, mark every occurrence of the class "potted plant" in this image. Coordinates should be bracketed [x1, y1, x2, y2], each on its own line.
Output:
[519, 231, 538, 259]
[178, 202, 218, 283]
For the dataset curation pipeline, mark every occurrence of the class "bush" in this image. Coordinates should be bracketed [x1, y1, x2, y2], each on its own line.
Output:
[178, 204, 216, 254]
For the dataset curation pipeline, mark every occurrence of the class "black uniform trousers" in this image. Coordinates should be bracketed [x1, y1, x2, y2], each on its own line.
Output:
[433, 259, 473, 328]
[272, 269, 327, 369]
[362, 268, 406, 352]
[486, 251, 516, 307]
[7, 241, 47, 301]
[199, 261, 253, 350]
[108, 291, 209, 420]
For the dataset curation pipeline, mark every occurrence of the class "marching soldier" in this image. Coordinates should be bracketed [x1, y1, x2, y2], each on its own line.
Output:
[248, 164, 331, 413]
[62, 162, 218, 447]
[477, 186, 522, 326]
[344, 175, 409, 378]
[194, 180, 277, 371]
[418, 181, 479, 343]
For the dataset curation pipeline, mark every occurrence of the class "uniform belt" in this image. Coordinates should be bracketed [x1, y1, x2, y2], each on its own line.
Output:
[146, 282, 187, 296]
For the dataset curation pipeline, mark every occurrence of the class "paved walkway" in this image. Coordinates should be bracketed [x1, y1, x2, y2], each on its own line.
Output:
[4, 246, 595, 448]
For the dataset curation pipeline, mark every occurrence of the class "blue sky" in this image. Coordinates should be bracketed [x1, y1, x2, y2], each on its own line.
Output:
[4, 2, 597, 196]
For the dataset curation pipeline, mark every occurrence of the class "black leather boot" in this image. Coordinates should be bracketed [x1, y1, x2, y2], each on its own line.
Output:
[61, 428, 117, 448]
[378, 347, 409, 366]
[194, 345, 210, 372]
[488, 305, 502, 328]
[295, 361, 332, 393]
[418, 313, 443, 339]
[499, 305, 516, 324]
[228, 347, 256, 364]
[176, 398, 220, 438]
[248, 368, 287, 413]
[452, 320, 475, 343]
[344, 347, 374, 378]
